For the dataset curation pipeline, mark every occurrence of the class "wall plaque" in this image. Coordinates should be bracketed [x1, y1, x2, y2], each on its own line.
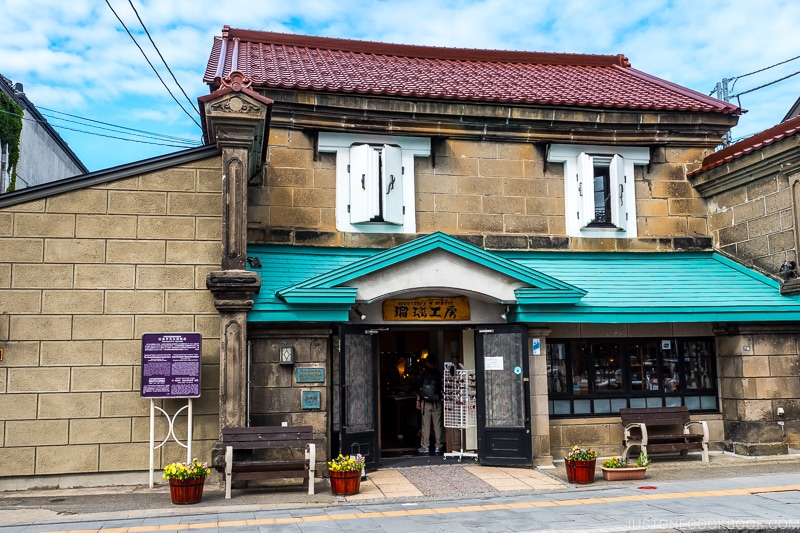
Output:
[296, 367, 325, 383]
[141, 333, 202, 398]
[302, 391, 321, 410]
[382, 296, 470, 321]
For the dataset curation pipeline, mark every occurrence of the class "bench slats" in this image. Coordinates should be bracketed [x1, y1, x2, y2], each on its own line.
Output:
[222, 425, 316, 499]
[619, 406, 709, 463]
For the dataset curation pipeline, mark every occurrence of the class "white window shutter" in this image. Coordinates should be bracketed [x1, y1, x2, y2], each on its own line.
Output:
[349, 144, 380, 223]
[610, 154, 626, 229]
[382, 145, 404, 225]
[576, 152, 593, 223]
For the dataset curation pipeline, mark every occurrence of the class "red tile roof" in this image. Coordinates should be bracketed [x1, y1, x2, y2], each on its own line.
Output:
[204, 27, 741, 115]
[689, 114, 800, 176]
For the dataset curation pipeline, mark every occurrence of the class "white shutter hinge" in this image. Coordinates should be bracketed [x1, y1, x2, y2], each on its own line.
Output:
[347, 164, 350, 173]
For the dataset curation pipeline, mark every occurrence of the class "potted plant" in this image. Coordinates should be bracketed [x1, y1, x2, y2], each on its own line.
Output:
[564, 445, 598, 484]
[327, 453, 365, 495]
[163, 459, 211, 504]
[601, 451, 652, 481]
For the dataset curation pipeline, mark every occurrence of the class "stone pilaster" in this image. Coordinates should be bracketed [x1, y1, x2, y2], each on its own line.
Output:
[528, 327, 553, 466]
[199, 72, 272, 447]
[206, 271, 261, 430]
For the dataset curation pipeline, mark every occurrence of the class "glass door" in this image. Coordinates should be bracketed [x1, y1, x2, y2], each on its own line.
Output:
[338, 326, 379, 470]
[475, 325, 531, 466]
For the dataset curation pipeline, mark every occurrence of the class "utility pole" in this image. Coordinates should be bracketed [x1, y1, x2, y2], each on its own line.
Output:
[713, 78, 734, 146]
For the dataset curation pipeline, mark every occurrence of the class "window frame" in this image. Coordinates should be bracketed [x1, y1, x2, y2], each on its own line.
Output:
[548, 144, 650, 238]
[318, 132, 430, 234]
[546, 337, 718, 418]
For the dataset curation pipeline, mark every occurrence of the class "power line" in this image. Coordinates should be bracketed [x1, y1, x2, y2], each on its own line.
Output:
[50, 123, 201, 148]
[0, 107, 201, 149]
[710, 53, 800, 98]
[731, 68, 800, 99]
[104, 0, 202, 129]
[38, 106, 198, 144]
[43, 113, 199, 146]
[126, 0, 200, 117]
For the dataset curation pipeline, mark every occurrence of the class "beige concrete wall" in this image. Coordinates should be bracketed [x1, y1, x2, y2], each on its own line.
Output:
[252, 129, 710, 250]
[0, 157, 223, 478]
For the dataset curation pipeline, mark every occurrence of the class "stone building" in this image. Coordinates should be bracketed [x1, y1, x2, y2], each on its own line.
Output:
[2, 28, 800, 487]
[689, 113, 800, 455]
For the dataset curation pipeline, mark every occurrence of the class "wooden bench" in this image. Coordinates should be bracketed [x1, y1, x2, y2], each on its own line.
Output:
[620, 406, 709, 463]
[222, 425, 316, 499]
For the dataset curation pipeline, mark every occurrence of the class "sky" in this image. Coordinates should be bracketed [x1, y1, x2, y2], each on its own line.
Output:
[2, 0, 800, 174]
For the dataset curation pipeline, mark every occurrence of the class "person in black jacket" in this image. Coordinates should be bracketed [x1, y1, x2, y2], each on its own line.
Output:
[416, 355, 444, 454]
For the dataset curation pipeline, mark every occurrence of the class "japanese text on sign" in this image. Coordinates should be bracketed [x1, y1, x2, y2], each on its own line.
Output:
[382, 296, 470, 321]
[141, 333, 202, 398]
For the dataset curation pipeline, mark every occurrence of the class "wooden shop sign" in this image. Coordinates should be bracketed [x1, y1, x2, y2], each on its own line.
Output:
[382, 296, 470, 321]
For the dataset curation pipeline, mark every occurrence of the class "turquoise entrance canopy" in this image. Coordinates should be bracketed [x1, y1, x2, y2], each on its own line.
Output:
[246, 232, 800, 324]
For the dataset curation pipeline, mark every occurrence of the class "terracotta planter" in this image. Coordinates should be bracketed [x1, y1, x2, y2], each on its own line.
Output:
[169, 476, 205, 504]
[565, 459, 596, 484]
[329, 469, 361, 495]
[601, 466, 647, 481]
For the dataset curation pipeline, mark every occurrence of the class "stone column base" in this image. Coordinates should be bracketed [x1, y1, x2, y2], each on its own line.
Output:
[724, 441, 788, 456]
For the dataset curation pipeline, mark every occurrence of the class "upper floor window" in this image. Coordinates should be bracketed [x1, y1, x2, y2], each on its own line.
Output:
[548, 144, 650, 238]
[318, 132, 430, 234]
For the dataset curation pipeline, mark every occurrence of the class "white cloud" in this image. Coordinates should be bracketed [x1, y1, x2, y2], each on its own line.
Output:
[2, 0, 798, 170]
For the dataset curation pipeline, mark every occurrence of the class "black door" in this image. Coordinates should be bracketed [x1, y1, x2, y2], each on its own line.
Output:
[338, 326, 379, 470]
[475, 325, 531, 466]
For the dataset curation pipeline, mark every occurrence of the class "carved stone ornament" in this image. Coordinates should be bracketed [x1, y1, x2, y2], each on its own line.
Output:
[207, 97, 264, 118]
[221, 70, 253, 92]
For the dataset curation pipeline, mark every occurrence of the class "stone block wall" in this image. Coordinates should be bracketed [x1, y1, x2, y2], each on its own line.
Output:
[706, 173, 794, 274]
[0, 156, 223, 480]
[251, 128, 711, 251]
[716, 327, 800, 454]
[248, 328, 331, 471]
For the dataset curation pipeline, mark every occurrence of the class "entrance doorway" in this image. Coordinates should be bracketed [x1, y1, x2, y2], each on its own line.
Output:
[336, 325, 532, 467]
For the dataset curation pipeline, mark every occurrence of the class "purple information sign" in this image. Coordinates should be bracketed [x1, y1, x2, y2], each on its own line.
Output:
[141, 333, 202, 398]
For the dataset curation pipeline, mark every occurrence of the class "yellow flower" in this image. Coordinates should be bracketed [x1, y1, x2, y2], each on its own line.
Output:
[162, 459, 211, 480]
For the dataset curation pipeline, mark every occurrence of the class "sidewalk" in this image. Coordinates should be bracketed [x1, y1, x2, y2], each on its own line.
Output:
[2, 452, 800, 528]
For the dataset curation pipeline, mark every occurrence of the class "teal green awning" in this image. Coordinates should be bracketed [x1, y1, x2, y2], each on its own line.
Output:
[247, 232, 800, 324]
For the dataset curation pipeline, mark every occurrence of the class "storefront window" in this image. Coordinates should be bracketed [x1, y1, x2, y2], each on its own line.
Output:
[547, 337, 717, 417]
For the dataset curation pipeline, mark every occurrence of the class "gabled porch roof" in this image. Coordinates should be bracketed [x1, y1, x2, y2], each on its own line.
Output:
[247, 233, 800, 324]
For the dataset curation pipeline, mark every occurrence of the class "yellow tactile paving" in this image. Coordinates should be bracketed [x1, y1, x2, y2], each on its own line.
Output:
[38, 482, 800, 533]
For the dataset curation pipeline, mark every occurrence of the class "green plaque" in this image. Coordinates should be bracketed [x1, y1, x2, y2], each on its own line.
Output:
[302, 391, 321, 410]
[296, 367, 325, 383]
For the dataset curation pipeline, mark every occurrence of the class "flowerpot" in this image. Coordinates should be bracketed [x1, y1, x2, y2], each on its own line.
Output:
[565, 459, 596, 484]
[601, 466, 647, 481]
[169, 477, 206, 504]
[329, 469, 361, 495]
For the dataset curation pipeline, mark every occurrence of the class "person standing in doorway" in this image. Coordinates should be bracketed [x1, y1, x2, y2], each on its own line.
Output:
[416, 355, 444, 455]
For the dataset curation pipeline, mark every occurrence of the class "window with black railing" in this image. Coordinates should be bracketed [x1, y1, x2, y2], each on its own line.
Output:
[547, 337, 717, 417]
[588, 160, 615, 227]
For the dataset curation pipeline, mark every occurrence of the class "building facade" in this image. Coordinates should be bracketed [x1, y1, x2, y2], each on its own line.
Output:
[2, 29, 800, 487]
[0, 75, 88, 191]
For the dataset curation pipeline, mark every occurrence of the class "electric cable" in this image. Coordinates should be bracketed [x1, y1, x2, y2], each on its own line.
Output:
[0, 107, 201, 148]
[104, 0, 202, 129]
[126, 0, 200, 117]
[38, 107, 198, 144]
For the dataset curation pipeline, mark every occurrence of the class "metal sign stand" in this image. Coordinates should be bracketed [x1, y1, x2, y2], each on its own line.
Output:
[443, 366, 478, 462]
[148, 398, 193, 488]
